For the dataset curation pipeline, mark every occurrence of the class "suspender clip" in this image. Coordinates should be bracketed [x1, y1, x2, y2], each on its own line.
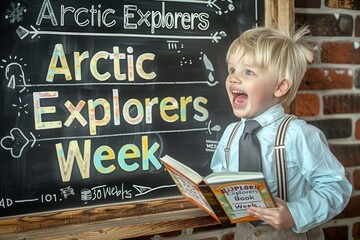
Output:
[274, 145, 285, 150]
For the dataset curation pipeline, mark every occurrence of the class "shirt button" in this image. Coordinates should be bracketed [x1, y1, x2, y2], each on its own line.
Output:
[254, 229, 263, 237]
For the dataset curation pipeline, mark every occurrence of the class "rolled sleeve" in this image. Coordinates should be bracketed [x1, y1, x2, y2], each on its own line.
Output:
[286, 123, 352, 233]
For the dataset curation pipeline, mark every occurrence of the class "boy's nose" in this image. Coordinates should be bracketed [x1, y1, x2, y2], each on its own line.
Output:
[228, 75, 241, 84]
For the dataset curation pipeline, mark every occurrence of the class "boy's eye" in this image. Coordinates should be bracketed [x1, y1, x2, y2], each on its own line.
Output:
[228, 67, 235, 74]
[245, 69, 254, 75]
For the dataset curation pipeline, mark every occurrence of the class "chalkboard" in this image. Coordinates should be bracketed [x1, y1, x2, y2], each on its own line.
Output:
[0, 0, 263, 218]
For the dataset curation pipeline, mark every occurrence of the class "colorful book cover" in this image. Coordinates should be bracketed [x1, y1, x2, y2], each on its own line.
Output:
[209, 179, 275, 223]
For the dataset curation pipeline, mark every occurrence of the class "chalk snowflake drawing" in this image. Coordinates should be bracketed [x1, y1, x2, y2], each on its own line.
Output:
[5, 2, 27, 23]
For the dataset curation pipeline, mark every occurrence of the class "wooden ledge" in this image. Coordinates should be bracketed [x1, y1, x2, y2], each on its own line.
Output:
[0, 197, 219, 239]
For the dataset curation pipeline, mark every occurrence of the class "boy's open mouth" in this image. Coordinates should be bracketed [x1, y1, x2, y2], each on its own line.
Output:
[231, 90, 248, 104]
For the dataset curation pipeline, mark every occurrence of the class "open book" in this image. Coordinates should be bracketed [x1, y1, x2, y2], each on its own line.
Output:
[160, 155, 276, 225]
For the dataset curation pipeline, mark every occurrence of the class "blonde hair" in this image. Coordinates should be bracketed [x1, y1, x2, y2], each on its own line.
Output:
[226, 26, 313, 106]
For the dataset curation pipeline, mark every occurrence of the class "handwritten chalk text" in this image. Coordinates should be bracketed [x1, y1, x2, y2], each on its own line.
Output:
[36, 0, 210, 34]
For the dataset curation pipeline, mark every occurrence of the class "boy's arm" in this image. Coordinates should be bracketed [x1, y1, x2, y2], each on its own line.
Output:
[285, 124, 352, 233]
[249, 123, 352, 233]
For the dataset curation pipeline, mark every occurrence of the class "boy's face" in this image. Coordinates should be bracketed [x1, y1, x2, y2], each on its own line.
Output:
[225, 52, 280, 119]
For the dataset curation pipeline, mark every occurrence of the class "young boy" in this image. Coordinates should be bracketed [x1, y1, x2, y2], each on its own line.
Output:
[210, 26, 352, 239]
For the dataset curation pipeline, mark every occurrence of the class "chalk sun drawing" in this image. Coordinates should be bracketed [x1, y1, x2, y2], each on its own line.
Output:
[12, 97, 29, 117]
[0, 55, 29, 92]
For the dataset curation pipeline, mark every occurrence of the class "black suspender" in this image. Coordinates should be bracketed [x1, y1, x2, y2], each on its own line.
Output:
[274, 114, 297, 201]
[224, 114, 297, 201]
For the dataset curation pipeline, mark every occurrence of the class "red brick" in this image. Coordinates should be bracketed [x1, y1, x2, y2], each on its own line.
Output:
[323, 94, 360, 114]
[354, 222, 360, 240]
[323, 226, 348, 240]
[293, 94, 320, 116]
[295, 14, 353, 36]
[295, 0, 321, 8]
[300, 68, 353, 90]
[308, 119, 351, 139]
[336, 196, 360, 219]
[321, 42, 360, 64]
[355, 170, 360, 191]
[356, 119, 360, 139]
[356, 16, 360, 37]
[335, 196, 360, 219]
[325, 0, 360, 10]
[330, 144, 360, 167]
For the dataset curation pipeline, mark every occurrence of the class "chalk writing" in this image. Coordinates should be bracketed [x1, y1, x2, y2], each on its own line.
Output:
[0, 0, 262, 218]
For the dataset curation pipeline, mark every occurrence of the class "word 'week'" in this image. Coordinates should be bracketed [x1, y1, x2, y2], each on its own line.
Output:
[56, 135, 160, 182]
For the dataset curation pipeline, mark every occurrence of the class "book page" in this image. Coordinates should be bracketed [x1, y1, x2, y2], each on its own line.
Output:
[167, 170, 214, 215]
[161, 155, 203, 183]
[204, 171, 264, 184]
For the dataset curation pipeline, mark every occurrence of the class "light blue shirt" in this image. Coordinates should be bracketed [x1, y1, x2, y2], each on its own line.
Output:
[210, 104, 352, 233]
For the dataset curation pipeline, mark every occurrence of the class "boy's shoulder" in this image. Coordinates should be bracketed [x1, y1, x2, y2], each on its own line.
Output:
[285, 116, 325, 140]
[224, 116, 323, 137]
[287, 116, 318, 130]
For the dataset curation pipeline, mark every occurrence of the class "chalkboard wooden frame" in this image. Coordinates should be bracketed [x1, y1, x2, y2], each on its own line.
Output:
[0, 1, 293, 239]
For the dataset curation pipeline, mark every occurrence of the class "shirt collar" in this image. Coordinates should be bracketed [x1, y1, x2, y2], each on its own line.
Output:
[241, 104, 286, 127]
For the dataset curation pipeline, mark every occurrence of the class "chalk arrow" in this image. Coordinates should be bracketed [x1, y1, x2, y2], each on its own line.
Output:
[16, 25, 223, 43]
[0, 123, 212, 158]
[133, 184, 176, 197]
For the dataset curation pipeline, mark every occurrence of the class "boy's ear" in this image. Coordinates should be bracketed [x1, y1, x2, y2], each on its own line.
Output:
[274, 79, 291, 98]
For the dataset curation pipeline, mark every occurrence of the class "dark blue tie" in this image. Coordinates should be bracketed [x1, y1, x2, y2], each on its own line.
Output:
[239, 120, 262, 172]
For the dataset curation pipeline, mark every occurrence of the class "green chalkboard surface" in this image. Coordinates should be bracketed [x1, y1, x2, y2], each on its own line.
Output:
[0, 0, 263, 218]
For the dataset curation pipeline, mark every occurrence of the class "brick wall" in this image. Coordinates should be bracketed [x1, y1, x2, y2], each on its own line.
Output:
[129, 0, 360, 239]
[293, 0, 360, 240]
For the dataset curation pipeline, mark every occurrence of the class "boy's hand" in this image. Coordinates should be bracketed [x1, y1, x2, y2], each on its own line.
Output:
[247, 197, 295, 230]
